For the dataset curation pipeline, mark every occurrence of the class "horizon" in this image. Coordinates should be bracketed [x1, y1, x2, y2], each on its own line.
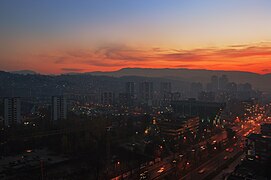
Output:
[4, 67, 271, 76]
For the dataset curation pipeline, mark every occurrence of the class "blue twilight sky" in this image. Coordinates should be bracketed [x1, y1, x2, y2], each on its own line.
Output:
[1, 0, 271, 47]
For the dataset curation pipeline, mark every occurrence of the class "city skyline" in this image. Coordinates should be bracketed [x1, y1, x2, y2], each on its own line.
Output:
[1, 1, 271, 179]
[1, 0, 271, 74]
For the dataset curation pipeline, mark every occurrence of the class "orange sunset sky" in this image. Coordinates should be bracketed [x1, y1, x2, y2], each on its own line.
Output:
[1, 0, 271, 74]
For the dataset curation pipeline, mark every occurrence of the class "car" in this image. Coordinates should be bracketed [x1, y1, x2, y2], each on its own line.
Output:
[140, 171, 148, 179]
[140, 174, 147, 180]
[226, 148, 233, 152]
[198, 169, 205, 174]
[157, 167, 165, 173]
[140, 164, 146, 169]
[224, 156, 228, 160]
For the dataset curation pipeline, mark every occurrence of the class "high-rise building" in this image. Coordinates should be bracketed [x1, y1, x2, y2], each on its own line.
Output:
[171, 92, 184, 101]
[237, 83, 253, 100]
[125, 82, 136, 106]
[198, 91, 215, 102]
[100, 92, 115, 105]
[160, 82, 172, 104]
[218, 75, 229, 91]
[4, 97, 21, 126]
[211, 75, 219, 92]
[226, 82, 237, 92]
[51, 96, 67, 121]
[190, 82, 203, 99]
[139, 82, 154, 106]
[125, 82, 135, 98]
[160, 82, 171, 94]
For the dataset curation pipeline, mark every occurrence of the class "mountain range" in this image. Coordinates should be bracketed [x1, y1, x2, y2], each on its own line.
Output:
[5, 68, 271, 92]
[86, 68, 271, 92]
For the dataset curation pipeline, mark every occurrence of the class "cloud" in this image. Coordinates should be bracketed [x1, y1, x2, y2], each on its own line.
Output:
[95, 45, 148, 62]
[174, 64, 198, 68]
[58, 44, 271, 72]
[61, 68, 85, 72]
[54, 57, 68, 64]
[228, 44, 250, 48]
[10, 42, 271, 74]
[216, 46, 271, 58]
[262, 69, 270, 72]
[235, 63, 259, 67]
[162, 52, 205, 62]
[82, 59, 125, 67]
[65, 49, 90, 58]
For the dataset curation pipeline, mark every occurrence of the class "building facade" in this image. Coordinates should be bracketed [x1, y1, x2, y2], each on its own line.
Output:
[51, 96, 67, 121]
[139, 82, 154, 106]
[246, 133, 271, 163]
[100, 92, 115, 105]
[4, 97, 21, 126]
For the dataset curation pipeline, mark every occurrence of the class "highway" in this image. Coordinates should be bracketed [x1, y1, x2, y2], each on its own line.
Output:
[180, 142, 242, 180]
[127, 130, 228, 180]
[179, 119, 261, 180]
[112, 110, 266, 180]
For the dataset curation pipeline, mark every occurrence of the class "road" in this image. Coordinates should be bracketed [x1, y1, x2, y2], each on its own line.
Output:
[180, 143, 241, 180]
[213, 153, 245, 180]
[128, 130, 228, 180]
[179, 120, 256, 180]
[112, 112, 264, 180]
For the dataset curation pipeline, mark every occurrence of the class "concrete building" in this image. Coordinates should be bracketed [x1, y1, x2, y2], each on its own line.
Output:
[160, 82, 171, 94]
[218, 75, 229, 91]
[100, 92, 115, 105]
[125, 82, 135, 98]
[210, 75, 219, 92]
[171, 92, 185, 101]
[125, 82, 136, 106]
[3, 97, 21, 126]
[237, 83, 253, 100]
[139, 82, 154, 106]
[158, 116, 200, 151]
[160, 82, 172, 105]
[159, 116, 199, 137]
[190, 82, 203, 99]
[246, 133, 271, 163]
[198, 91, 215, 102]
[51, 96, 67, 121]
[171, 99, 225, 124]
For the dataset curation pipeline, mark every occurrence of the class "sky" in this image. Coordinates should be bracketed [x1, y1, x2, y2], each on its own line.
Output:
[1, 0, 271, 74]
